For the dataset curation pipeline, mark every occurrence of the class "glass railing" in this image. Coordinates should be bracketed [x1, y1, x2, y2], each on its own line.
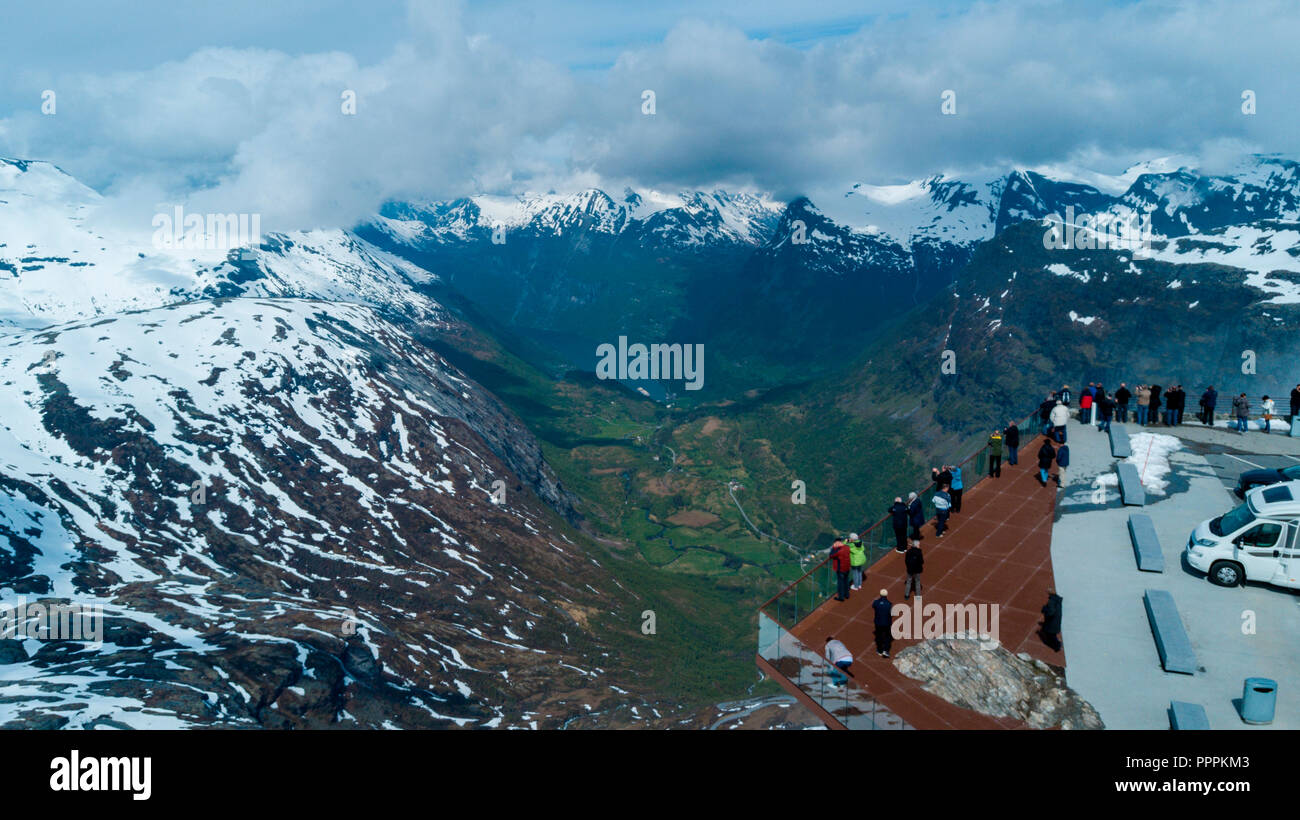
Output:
[756, 406, 1043, 727]
[761, 407, 1040, 630]
[758, 611, 909, 729]
[1061, 383, 1299, 428]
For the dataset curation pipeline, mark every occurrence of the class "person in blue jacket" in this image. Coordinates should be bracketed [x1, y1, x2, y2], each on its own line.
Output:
[948, 464, 964, 513]
[1055, 442, 1070, 487]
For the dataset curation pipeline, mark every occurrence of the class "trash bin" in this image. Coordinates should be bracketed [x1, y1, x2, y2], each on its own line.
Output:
[1241, 677, 1277, 725]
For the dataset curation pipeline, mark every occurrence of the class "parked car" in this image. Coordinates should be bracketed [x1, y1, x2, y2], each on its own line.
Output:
[1234, 463, 1300, 498]
[1186, 481, 1300, 588]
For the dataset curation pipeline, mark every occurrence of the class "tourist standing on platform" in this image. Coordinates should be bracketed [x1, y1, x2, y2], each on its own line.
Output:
[1172, 386, 1186, 425]
[932, 464, 952, 490]
[1059, 385, 1072, 406]
[1005, 421, 1020, 466]
[830, 538, 852, 601]
[932, 486, 952, 538]
[847, 532, 866, 591]
[1233, 392, 1250, 433]
[1148, 384, 1162, 426]
[889, 498, 909, 554]
[949, 464, 964, 513]
[1037, 439, 1056, 487]
[1096, 391, 1113, 433]
[907, 492, 924, 539]
[903, 540, 924, 600]
[1262, 395, 1275, 434]
[1055, 441, 1070, 487]
[872, 590, 894, 658]
[1115, 383, 1131, 423]
[1039, 395, 1056, 436]
[1290, 384, 1300, 425]
[1040, 590, 1063, 652]
[1049, 400, 1069, 443]
[1200, 386, 1217, 425]
[1136, 384, 1151, 426]
[1079, 388, 1093, 425]
[988, 429, 1004, 477]
[824, 637, 853, 686]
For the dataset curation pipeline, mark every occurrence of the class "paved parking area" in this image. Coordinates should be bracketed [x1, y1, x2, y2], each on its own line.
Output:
[1051, 417, 1300, 730]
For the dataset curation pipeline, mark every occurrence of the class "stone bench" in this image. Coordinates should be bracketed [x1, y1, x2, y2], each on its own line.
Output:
[1169, 700, 1210, 730]
[1128, 513, 1164, 572]
[1117, 462, 1146, 506]
[1109, 423, 1132, 458]
[1144, 589, 1197, 674]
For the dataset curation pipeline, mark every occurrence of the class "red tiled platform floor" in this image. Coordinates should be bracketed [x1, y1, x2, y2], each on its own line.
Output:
[790, 436, 1063, 729]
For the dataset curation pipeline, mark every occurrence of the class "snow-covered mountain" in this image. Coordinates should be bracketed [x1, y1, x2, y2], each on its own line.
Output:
[0, 158, 681, 728]
[6, 150, 1300, 729]
[354, 154, 1300, 385]
[0, 297, 677, 727]
[366, 187, 785, 249]
[0, 158, 439, 330]
[360, 154, 1300, 262]
[830, 155, 1300, 252]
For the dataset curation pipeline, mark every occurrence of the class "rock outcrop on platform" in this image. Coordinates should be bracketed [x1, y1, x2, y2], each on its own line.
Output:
[894, 636, 1103, 729]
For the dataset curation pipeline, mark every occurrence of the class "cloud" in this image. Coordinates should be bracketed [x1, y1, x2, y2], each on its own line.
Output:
[3, 0, 1298, 234]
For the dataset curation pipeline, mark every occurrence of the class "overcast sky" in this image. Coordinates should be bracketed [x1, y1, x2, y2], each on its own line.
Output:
[2, 0, 1296, 232]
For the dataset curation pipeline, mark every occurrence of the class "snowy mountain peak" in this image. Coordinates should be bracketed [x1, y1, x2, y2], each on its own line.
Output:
[0, 158, 442, 331]
[366, 186, 784, 249]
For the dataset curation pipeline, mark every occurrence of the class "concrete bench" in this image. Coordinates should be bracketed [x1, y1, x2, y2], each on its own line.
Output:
[1128, 513, 1165, 572]
[1169, 700, 1210, 730]
[1144, 589, 1197, 674]
[1109, 423, 1132, 458]
[1117, 462, 1146, 506]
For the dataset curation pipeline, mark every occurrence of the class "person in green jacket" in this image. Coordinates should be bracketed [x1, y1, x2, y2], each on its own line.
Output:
[987, 430, 1004, 478]
[846, 532, 866, 591]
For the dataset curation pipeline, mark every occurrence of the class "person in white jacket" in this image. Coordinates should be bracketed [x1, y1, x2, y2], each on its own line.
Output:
[1049, 400, 1070, 443]
[1262, 395, 1275, 433]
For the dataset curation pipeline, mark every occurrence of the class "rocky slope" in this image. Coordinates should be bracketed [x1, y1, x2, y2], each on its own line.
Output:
[0, 155, 687, 727]
[0, 297, 682, 728]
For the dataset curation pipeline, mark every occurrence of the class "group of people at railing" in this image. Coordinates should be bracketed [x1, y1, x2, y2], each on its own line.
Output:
[1039, 381, 1300, 436]
[806, 408, 1060, 691]
[783, 379, 1300, 705]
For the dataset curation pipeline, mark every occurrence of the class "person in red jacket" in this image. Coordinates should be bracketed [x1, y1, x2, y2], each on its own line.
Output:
[1079, 390, 1094, 425]
[830, 539, 852, 601]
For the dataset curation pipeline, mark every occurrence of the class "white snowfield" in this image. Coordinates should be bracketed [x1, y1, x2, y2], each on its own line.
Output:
[840, 171, 1009, 249]
[1147, 224, 1300, 304]
[1093, 432, 1182, 497]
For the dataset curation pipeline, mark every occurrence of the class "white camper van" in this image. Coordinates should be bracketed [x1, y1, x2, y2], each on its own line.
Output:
[1185, 480, 1300, 588]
